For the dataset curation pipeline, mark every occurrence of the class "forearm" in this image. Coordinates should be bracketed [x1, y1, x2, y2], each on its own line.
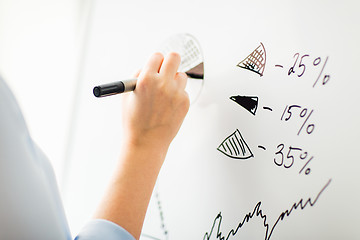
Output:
[94, 141, 168, 239]
[93, 52, 189, 240]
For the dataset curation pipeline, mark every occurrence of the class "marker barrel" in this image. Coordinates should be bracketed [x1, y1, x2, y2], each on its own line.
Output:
[93, 79, 137, 97]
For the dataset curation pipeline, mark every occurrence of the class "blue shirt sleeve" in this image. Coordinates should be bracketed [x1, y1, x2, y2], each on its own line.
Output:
[75, 219, 135, 240]
[0, 75, 135, 240]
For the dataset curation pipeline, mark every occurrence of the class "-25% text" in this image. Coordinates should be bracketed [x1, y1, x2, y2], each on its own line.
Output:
[275, 53, 331, 88]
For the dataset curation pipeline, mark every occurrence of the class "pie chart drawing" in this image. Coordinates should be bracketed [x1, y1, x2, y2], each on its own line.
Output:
[159, 33, 205, 104]
[217, 129, 254, 160]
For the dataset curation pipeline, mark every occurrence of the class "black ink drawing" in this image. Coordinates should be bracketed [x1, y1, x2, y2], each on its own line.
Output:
[312, 56, 330, 87]
[217, 129, 253, 160]
[280, 105, 315, 136]
[258, 145, 267, 150]
[273, 143, 315, 175]
[204, 179, 332, 240]
[285, 53, 330, 87]
[185, 62, 204, 80]
[141, 234, 163, 240]
[237, 42, 266, 76]
[141, 191, 168, 240]
[298, 156, 313, 175]
[156, 191, 169, 240]
[263, 106, 273, 111]
[230, 95, 258, 115]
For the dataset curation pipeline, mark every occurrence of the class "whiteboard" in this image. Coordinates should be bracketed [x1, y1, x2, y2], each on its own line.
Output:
[64, 1, 360, 239]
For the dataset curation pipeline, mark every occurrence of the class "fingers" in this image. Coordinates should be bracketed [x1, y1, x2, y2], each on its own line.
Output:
[159, 52, 181, 79]
[133, 69, 141, 78]
[175, 72, 188, 90]
[142, 52, 164, 74]
[141, 52, 182, 79]
[139, 52, 187, 92]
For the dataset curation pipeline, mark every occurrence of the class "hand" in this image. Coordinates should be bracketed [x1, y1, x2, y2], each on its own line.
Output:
[121, 52, 190, 154]
[94, 53, 189, 239]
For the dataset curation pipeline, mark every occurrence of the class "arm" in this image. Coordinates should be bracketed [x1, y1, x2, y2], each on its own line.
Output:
[0, 76, 71, 240]
[93, 52, 190, 239]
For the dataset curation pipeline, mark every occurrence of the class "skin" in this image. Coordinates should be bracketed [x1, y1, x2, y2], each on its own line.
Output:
[93, 52, 190, 239]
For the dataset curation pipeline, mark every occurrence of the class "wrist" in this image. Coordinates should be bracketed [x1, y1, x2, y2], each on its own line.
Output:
[120, 135, 169, 167]
[123, 130, 171, 154]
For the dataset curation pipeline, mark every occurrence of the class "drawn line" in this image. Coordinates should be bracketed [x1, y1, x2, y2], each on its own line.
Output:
[263, 106, 273, 111]
[299, 156, 313, 174]
[225, 142, 233, 155]
[141, 234, 163, 240]
[275, 64, 283, 68]
[203, 179, 332, 240]
[229, 139, 237, 156]
[258, 145, 267, 150]
[230, 96, 258, 115]
[313, 56, 329, 88]
[217, 129, 254, 160]
[231, 138, 240, 155]
[234, 133, 245, 155]
[280, 105, 288, 120]
[237, 42, 266, 76]
[238, 135, 246, 155]
[297, 109, 314, 135]
[155, 191, 169, 239]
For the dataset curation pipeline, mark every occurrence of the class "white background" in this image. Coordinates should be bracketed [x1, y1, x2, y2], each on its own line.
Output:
[1, 0, 360, 239]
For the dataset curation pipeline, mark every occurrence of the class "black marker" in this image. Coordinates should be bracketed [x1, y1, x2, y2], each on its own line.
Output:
[93, 72, 203, 98]
[93, 79, 137, 98]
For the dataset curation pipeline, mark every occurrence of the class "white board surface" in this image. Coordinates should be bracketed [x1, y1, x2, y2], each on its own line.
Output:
[64, 1, 360, 239]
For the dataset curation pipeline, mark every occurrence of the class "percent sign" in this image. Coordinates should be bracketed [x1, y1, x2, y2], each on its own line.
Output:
[285, 53, 331, 87]
[299, 151, 313, 175]
[312, 56, 330, 88]
[281, 105, 315, 135]
[274, 144, 314, 175]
